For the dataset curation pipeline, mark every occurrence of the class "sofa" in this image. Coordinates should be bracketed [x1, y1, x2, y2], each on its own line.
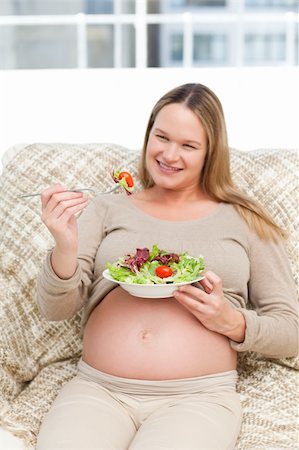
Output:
[0, 142, 298, 449]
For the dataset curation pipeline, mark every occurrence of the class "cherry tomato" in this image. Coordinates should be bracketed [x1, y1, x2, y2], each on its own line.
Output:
[155, 265, 173, 278]
[118, 171, 134, 188]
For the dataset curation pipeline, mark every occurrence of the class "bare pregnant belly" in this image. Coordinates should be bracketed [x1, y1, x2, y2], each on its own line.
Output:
[82, 287, 237, 380]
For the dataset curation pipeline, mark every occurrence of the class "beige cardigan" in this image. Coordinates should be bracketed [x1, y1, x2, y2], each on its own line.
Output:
[37, 194, 298, 358]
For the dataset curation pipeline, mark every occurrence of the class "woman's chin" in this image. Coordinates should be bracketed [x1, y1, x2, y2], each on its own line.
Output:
[151, 172, 182, 188]
[152, 179, 180, 191]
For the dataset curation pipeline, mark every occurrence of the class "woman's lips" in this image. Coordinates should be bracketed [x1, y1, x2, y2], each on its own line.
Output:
[157, 160, 182, 172]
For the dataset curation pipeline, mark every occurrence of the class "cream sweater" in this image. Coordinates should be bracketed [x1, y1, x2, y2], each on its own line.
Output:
[37, 194, 298, 358]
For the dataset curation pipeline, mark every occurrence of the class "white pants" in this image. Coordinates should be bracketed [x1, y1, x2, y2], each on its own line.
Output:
[37, 359, 242, 450]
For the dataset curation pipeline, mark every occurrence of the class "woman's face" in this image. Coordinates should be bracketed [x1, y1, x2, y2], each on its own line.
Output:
[145, 103, 208, 192]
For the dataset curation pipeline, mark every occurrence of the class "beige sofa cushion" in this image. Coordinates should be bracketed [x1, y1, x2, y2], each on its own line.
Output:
[0, 143, 298, 449]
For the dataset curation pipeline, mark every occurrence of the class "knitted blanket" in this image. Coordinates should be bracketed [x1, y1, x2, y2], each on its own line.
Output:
[0, 143, 298, 449]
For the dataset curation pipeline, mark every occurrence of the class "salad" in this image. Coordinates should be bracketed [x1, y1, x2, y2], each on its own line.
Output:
[106, 244, 205, 285]
[112, 170, 134, 195]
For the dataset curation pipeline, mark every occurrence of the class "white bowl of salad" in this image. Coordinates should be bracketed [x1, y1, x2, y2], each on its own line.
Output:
[103, 244, 205, 299]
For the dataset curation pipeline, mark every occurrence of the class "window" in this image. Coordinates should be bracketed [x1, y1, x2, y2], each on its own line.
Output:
[245, 0, 297, 9]
[193, 34, 227, 65]
[88, 24, 135, 67]
[87, 25, 114, 68]
[245, 33, 286, 63]
[0, 0, 297, 69]
[85, 0, 135, 13]
[170, 33, 183, 62]
[85, 0, 114, 14]
[0, 25, 77, 69]
[170, 0, 226, 6]
[296, 28, 299, 65]
[185, 0, 226, 5]
[1, 0, 87, 15]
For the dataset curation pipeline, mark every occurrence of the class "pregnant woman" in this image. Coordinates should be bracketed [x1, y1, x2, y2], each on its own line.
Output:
[36, 83, 298, 450]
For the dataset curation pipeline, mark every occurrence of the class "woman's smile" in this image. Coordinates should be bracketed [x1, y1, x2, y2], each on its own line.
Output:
[156, 160, 183, 173]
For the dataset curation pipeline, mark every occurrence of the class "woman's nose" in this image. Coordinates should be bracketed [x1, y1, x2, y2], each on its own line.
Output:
[163, 142, 179, 161]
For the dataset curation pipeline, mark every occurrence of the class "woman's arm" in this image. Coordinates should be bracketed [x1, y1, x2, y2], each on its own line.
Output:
[229, 234, 298, 358]
[40, 184, 88, 279]
[36, 189, 105, 321]
[174, 236, 298, 358]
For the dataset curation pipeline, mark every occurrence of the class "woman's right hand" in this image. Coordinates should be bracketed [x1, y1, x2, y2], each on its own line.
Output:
[41, 184, 89, 252]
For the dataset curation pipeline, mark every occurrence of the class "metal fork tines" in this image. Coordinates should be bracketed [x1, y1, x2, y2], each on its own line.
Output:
[19, 184, 121, 199]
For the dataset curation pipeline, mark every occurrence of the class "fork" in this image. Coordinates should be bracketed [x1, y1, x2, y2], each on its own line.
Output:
[19, 184, 121, 199]
[19, 154, 139, 199]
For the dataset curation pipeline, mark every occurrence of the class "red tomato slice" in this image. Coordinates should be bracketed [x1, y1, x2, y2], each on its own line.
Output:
[118, 171, 134, 187]
[155, 265, 173, 278]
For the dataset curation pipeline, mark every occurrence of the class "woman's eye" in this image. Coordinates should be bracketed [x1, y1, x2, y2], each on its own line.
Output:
[157, 134, 168, 141]
[183, 144, 196, 150]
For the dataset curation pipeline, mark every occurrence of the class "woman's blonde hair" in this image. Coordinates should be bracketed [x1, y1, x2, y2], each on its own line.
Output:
[138, 83, 286, 241]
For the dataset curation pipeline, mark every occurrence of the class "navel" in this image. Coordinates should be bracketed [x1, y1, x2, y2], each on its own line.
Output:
[138, 329, 154, 342]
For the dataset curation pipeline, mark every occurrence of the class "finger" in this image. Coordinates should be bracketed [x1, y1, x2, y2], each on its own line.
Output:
[202, 270, 223, 295]
[49, 195, 88, 219]
[42, 197, 89, 229]
[44, 190, 85, 215]
[49, 198, 89, 225]
[45, 200, 89, 234]
[176, 284, 208, 302]
[41, 184, 66, 209]
[173, 289, 204, 314]
[199, 275, 213, 294]
[55, 199, 89, 223]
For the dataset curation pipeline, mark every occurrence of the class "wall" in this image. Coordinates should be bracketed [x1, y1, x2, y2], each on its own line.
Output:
[0, 67, 298, 171]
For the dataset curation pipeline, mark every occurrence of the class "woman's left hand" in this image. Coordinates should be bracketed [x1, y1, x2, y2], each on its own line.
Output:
[173, 270, 246, 342]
